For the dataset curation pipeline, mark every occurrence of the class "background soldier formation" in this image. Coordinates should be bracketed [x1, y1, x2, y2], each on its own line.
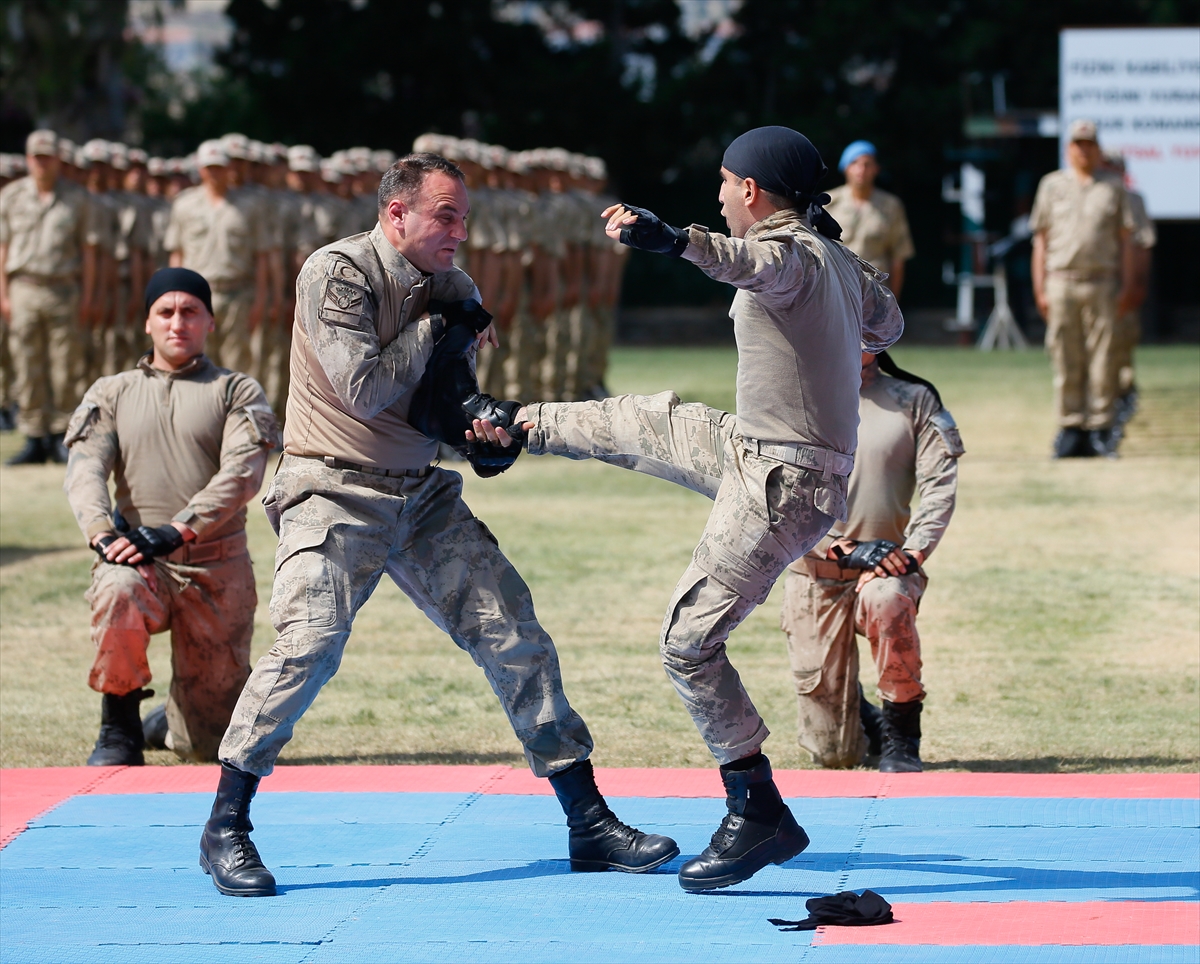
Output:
[0, 131, 626, 466]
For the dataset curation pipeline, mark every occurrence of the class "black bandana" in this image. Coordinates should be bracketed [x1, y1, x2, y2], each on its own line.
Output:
[722, 126, 842, 240]
[143, 267, 213, 317]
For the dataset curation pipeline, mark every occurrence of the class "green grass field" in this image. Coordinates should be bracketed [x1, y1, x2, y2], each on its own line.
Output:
[1, 345, 1197, 772]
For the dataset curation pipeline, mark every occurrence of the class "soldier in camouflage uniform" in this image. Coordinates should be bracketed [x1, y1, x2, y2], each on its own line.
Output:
[478, 127, 903, 892]
[199, 152, 677, 900]
[80, 140, 118, 388]
[780, 351, 961, 773]
[64, 266, 278, 767]
[0, 130, 104, 464]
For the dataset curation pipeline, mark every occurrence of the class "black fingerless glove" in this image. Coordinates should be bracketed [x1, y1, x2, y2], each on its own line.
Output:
[93, 533, 119, 561]
[126, 524, 185, 561]
[834, 539, 898, 571]
[429, 298, 494, 342]
[616, 204, 690, 257]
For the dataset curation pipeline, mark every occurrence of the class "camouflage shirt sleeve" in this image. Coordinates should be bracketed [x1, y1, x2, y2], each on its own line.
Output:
[903, 390, 963, 559]
[859, 264, 904, 353]
[682, 224, 820, 303]
[173, 374, 278, 537]
[62, 382, 120, 542]
[299, 252, 437, 420]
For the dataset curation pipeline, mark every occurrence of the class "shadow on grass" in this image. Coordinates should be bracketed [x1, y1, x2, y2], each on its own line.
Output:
[278, 751, 527, 767]
[0, 545, 86, 568]
[926, 756, 1199, 773]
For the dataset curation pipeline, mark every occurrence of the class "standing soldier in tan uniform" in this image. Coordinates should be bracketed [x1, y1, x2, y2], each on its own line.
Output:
[80, 139, 118, 386]
[106, 143, 150, 375]
[1031, 119, 1141, 458]
[478, 126, 904, 892]
[0, 130, 102, 464]
[824, 141, 915, 296]
[143, 157, 173, 272]
[1100, 150, 1156, 435]
[780, 351, 961, 773]
[579, 157, 627, 399]
[165, 140, 270, 375]
[65, 267, 278, 766]
[198, 152, 677, 899]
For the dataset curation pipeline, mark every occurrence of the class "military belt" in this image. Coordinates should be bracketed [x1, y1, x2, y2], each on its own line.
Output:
[166, 529, 248, 566]
[1047, 268, 1118, 282]
[309, 454, 430, 479]
[743, 437, 854, 481]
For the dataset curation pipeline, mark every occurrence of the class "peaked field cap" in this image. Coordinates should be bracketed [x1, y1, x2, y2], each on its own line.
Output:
[57, 138, 76, 162]
[82, 139, 111, 164]
[287, 144, 319, 172]
[196, 140, 229, 168]
[838, 139, 876, 172]
[109, 142, 130, 170]
[347, 146, 372, 171]
[25, 129, 58, 156]
[1069, 118, 1099, 142]
[412, 133, 447, 154]
[221, 132, 250, 158]
[147, 157, 167, 176]
[128, 148, 148, 166]
[372, 149, 397, 172]
[145, 266, 213, 317]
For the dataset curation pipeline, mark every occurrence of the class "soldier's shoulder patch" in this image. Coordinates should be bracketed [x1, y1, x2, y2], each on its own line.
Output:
[64, 400, 101, 447]
[318, 258, 373, 329]
[326, 256, 369, 288]
[929, 407, 965, 459]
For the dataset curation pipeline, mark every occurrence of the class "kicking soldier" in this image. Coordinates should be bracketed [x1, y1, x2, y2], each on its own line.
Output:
[473, 126, 903, 891]
[199, 151, 677, 898]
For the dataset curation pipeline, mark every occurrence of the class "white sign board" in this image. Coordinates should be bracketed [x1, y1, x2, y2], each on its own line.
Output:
[1061, 27, 1200, 220]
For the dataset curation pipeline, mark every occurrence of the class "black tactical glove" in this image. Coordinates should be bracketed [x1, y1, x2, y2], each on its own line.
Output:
[614, 204, 690, 257]
[833, 539, 899, 572]
[93, 533, 120, 561]
[461, 394, 526, 478]
[428, 299, 493, 341]
[125, 524, 185, 562]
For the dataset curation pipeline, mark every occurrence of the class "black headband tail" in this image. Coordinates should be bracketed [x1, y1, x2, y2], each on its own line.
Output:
[876, 351, 943, 409]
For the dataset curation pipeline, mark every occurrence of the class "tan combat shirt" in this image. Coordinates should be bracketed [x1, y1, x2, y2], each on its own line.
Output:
[64, 354, 279, 543]
[284, 224, 480, 470]
[682, 210, 904, 456]
[824, 185, 915, 273]
[1128, 190, 1156, 250]
[144, 196, 173, 271]
[164, 185, 269, 287]
[0, 176, 102, 279]
[804, 365, 963, 565]
[1029, 169, 1136, 274]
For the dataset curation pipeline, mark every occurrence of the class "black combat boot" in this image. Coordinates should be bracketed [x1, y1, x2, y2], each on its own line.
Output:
[47, 432, 69, 463]
[5, 435, 46, 465]
[860, 685, 883, 759]
[879, 700, 923, 773]
[199, 763, 277, 897]
[86, 689, 153, 766]
[142, 703, 169, 750]
[1052, 428, 1092, 459]
[1088, 427, 1117, 458]
[548, 760, 679, 873]
[677, 754, 810, 892]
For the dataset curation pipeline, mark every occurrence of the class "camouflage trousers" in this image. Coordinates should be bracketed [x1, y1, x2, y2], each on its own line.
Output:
[580, 304, 615, 396]
[540, 307, 569, 401]
[527, 392, 847, 764]
[1114, 308, 1140, 397]
[219, 455, 594, 777]
[780, 563, 927, 769]
[1045, 274, 1118, 429]
[8, 276, 81, 436]
[85, 540, 256, 762]
[209, 286, 255, 376]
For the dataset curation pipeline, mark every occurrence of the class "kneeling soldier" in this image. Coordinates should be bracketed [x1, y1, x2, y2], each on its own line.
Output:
[64, 267, 278, 766]
[780, 351, 962, 772]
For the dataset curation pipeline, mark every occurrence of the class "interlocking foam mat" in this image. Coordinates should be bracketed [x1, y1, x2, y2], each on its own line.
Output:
[1, 767, 1196, 963]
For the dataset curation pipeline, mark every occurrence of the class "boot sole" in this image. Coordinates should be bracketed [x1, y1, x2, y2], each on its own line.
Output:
[199, 853, 277, 897]
[571, 844, 680, 874]
[678, 827, 810, 892]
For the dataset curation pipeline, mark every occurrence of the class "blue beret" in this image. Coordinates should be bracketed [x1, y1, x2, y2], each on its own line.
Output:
[838, 140, 876, 172]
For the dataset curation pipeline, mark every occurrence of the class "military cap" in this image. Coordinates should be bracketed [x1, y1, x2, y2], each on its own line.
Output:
[0, 154, 13, 178]
[565, 152, 588, 178]
[1068, 118, 1099, 143]
[109, 142, 130, 170]
[287, 144, 319, 172]
[147, 156, 167, 176]
[74, 147, 88, 168]
[371, 148, 397, 172]
[544, 147, 571, 172]
[347, 146, 372, 172]
[584, 156, 607, 181]
[128, 147, 148, 167]
[221, 132, 250, 159]
[1103, 148, 1126, 173]
[412, 133, 446, 154]
[25, 129, 58, 157]
[330, 150, 357, 176]
[320, 158, 341, 183]
[82, 138, 111, 165]
[480, 144, 509, 171]
[57, 137, 76, 163]
[13, 153, 28, 173]
[270, 142, 289, 163]
[506, 151, 531, 175]
[196, 139, 229, 168]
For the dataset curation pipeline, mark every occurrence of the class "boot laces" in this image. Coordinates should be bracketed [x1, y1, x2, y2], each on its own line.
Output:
[708, 811, 742, 854]
[595, 813, 640, 846]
